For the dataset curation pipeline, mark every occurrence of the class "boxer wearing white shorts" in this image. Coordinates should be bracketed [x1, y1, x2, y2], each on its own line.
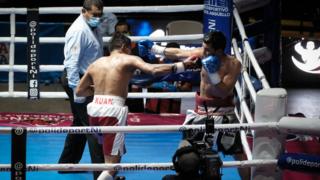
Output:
[87, 95, 127, 156]
[76, 33, 197, 180]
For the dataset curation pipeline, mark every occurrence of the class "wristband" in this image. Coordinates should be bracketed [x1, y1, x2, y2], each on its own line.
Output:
[172, 62, 185, 73]
[151, 45, 166, 56]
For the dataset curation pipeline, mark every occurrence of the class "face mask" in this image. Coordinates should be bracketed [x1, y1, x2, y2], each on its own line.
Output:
[87, 17, 101, 28]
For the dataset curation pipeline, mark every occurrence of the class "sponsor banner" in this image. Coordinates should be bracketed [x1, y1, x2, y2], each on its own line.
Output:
[27, 8, 40, 99]
[0, 112, 73, 126]
[203, 0, 232, 53]
[278, 153, 320, 173]
[0, 112, 185, 126]
[11, 128, 27, 180]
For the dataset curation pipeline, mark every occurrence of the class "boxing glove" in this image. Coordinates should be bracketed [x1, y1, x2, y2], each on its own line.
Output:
[138, 39, 166, 56]
[185, 55, 202, 70]
[137, 41, 149, 58]
[171, 56, 201, 74]
[201, 55, 221, 85]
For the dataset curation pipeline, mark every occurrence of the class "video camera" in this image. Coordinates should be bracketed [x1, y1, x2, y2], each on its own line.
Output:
[163, 111, 222, 180]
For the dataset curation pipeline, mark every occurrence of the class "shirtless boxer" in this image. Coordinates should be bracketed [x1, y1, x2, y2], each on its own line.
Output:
[76, 32, 197, 180]
[139, 31, 250, 179]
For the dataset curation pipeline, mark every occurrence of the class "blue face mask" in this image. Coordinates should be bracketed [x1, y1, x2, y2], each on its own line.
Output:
[87, 17, 100, 28]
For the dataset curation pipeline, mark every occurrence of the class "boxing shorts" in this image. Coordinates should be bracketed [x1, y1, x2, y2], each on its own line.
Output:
[87, 95, 128, 156]
[183, 92, 242, 155]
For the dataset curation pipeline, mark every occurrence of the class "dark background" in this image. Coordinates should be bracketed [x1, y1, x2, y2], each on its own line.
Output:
[0, 0, 319, 22]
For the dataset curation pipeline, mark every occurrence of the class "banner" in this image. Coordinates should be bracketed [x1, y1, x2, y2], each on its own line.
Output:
[11, 128, 26, 180]
[203, 0, 232, 53]
[0, 112, 185, 127]
[27, 8, 40, 99]
[278, 153, 320, 174]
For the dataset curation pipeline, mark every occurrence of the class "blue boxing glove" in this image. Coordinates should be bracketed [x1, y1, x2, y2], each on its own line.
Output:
[138, 39, 154, 49]
[137, 40, 152, 58]
[138, 39, 166, 57]
[202, 55, 221, 85]
[138, 40, 164, 63]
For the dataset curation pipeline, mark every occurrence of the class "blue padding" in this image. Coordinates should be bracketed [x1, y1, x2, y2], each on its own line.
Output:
[130, 71, 200, 87]
[0, 133, 240, 180]
[278, 153, 320, 174]
[130, 73, 158, 86]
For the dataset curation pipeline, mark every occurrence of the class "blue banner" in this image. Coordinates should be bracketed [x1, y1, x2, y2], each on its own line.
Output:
[278, 153, 320, 174]
[203, 0, 232, 53]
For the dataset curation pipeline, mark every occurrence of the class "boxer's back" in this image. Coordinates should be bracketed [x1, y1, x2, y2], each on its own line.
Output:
[88, 53, 136, 98]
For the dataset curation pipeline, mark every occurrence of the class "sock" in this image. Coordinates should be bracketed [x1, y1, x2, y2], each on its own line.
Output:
[97, 171, 113, 180]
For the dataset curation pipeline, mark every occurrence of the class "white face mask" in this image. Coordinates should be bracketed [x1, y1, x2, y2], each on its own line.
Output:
[87, 17, 101, 28]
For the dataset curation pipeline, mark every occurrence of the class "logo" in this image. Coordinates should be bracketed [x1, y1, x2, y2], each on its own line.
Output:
[291, 41, 320, 74]
[29, 80, 38, 88]
[29, 21, 37, 28]
[286, 157, 292, 164]
[14, 127, 24, 135]
[14, 162, 23, 170]
[29, 88, 38, 97]
[205, 0, 229, 7]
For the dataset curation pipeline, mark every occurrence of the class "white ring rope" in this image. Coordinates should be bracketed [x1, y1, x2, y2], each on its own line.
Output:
[0, 123, 276, 134]
[0, 34, 203, 44]
[0, 92, 195, 99]
[0, 5, 204, 15]
[2, 117, 319, 136]
[232, 38, 257, 102]
[232, 6, 270, 89]
[0, 160, 277, 172]
[0, 65, 63, 72]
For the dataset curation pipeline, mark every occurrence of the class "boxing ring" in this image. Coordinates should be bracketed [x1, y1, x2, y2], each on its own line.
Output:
[1, 2, 320, 180]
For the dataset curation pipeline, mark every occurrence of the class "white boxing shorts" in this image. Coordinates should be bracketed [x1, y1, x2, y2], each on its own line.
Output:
[87, 95, 128, 156]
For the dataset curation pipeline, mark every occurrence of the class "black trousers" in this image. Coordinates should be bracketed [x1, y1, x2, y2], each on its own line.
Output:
[58, 70, 104, 179]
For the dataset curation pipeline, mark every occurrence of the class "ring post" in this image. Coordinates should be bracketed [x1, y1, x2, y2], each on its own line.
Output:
[11, 127, 27, 180]
[203, 0, 232, 53]
[252, 88, 287, 180]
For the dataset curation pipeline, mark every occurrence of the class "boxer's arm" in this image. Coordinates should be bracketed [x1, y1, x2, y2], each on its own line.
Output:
[131, 56, 194, 77]
[138, 40, 203, 60]
[132, 56, 174, 76]
[76, 66, 94, 97]
[164, 47, 203, 60]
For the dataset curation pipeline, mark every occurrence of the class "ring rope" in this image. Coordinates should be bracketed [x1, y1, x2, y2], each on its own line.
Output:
[0, 91, 196, 99]
[0, 5, 204, 15]
[232, 39, 257, 102]
[2, 117, 318, 136]
[0, 160, 277, 171]
[0, 34, 203, 44]
[0, 123, 278, 134]
[232, 7, 270, 89]
[235, 82, 254, 124]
